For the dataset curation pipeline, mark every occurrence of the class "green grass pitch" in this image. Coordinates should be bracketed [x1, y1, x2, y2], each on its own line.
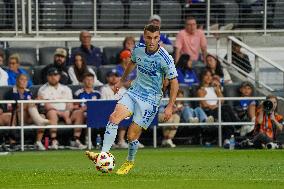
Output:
[0, 148, 284, 189]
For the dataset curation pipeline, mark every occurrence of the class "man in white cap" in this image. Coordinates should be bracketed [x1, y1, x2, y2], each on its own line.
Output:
[139, 14, 173, 54]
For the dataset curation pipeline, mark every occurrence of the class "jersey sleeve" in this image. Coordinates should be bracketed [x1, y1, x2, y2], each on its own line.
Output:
[161, 53, 178, 80]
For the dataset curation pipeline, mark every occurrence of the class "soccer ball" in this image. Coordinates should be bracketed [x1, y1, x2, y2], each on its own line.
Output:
[95, 152, 115, 173]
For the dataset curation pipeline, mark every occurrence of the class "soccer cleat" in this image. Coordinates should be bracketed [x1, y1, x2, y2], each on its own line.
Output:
[85, 151, 99, 162]
[116, 161, 134, 175]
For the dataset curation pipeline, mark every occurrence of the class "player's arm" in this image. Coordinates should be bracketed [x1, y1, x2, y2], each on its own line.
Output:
[163, 78, 179, 121]
[115, 61, 136, 92]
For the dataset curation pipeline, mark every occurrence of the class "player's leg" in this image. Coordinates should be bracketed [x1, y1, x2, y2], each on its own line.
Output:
[116, 122, 142, 175]
[101, 103, 132, 152]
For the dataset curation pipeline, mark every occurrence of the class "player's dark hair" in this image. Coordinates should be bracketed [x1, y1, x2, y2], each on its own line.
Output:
[83, 72, 94, 79]
[144, 24, 160, 33]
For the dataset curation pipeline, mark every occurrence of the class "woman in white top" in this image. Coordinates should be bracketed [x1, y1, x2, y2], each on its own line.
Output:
[206, 54, 232, 85]
[197, 69, 238, 140]
[68, 53, 102, 86]
[197, 69, 237, 121]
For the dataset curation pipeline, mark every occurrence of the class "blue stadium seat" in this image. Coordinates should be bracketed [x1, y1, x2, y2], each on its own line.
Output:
[223, 82, 242, 106]
[0, 86, 12, 101]
[71, 0, 93, 29]
[98, 0, 124, 29]
[159, 1, 182, 29]
[102, 46, 122, 65]
[39, 47, 69, 65]
[30, 85, 42, 98]
[128, 0, 151, 29]
[6, 47, 37, 66]
[97, 65, 117, 84]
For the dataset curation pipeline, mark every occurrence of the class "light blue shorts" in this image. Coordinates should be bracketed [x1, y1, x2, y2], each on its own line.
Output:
[118, 92, 158, 130]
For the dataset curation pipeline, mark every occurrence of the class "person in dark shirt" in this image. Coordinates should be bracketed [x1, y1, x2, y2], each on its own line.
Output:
[41, 48, 70, 85]
[225, 37, 252, 73]
[70, 30, 103, 67]
[176, 54, 199, 87]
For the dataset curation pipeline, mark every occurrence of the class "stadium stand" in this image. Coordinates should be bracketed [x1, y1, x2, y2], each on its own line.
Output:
[97, 65, 117, 84]
[6, 47, 37, 66]
[128, 0, 151, 29]
[102, 46, 122, 65]
[39, 47, 69, 66]
[71, 0, 93, 29]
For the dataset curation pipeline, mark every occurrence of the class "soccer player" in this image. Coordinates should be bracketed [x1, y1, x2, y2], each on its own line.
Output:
[86, 24, 179, 175]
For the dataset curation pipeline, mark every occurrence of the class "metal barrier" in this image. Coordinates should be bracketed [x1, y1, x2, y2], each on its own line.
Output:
[0, 96, 266, 151]
[225, 36, 284, 96]
[1, 0, 284, 35]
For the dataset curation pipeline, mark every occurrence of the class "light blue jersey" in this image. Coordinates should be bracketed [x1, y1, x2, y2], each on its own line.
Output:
[127, 44, 178, 106]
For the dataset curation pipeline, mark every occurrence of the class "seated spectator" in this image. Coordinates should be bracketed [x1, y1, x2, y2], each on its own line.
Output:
[116, 50, 137, 88]
[71, 73, 101, 149]
[68, 53, 102, 86]
[175, 17, 207, 63]
[158, 91, 181, 148]
[224, 37, 252, 74]
[178, 90, 214, 123]
[100, 70, 144, 148]
[38, 68, 73, 150]
[197, 69, 238, 139]
[123, 36, 136, 51]
[205, 54, 232, 85]
[0, 50, 4, 66]
[234, 81, 256, 136]
[176, 54, 199, 87]
[252, 95, 283, 148]
[7, 54, 33, 87]
[139, 15, 173, 54]
[5, 74, 49, 150]
[41, 48, 70, 85]
[70, 30, 103, 67]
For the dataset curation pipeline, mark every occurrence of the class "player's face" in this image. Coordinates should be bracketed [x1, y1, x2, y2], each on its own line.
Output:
[84, 76, 94, 88]
[17, 75, 28, 89]
[47, 74, 60, 86]
[144, 30, 160, 53]
[185, 19, 197, 34]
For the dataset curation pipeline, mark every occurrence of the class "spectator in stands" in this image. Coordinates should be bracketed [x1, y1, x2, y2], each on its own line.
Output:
[206, 54, 232, 85]
[176, 54, 199, 87]
[41, 48, 70, 85]
[71, 73, 101, 149]
[225, 37, 252, 74]
[139, 15, 173, 54]
[234, 81, 256, 136]
[179, 90, 214, 123]
[252, 95, 283, 148]
[7, 54, 33, 87]
[123, 36, 136, 51]
[197, 69, 238, 139]
[5, 74, 49, 150]
[68, 53, 102, 86]
[175, 17, 207, 63]
[38, 67, 73, 150]
[158, 90, 181, 148]
[116, 49, 137, 88]
[70, 30, 103, 67]
[0, 50, 4, 66]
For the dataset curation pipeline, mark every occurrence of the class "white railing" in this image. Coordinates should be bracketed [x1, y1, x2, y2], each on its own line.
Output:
[1, 0, 284, 36]
[0, 96, 266, 151]
[225, 36, 284, 94]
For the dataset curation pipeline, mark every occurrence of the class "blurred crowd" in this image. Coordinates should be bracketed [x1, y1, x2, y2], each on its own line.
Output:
[0, 15, 282, 151]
